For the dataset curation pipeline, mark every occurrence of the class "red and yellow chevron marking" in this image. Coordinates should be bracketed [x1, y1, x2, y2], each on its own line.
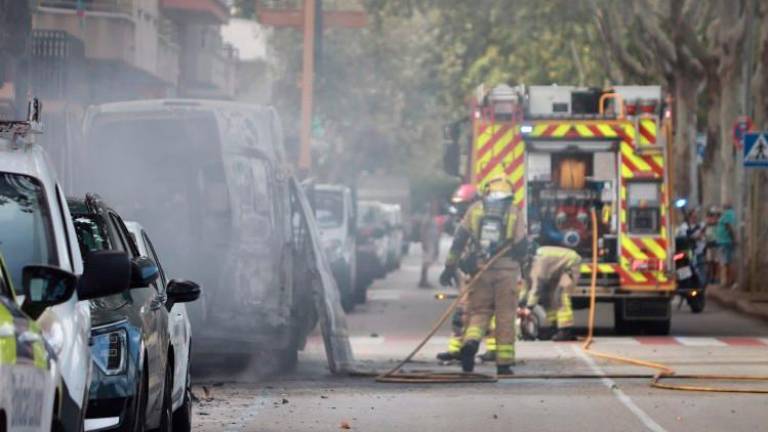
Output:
[528, 121, 635, 140]
[637, 117, 658, 147]
[580, 263, 618, 274]
[472, 122, 525, 206]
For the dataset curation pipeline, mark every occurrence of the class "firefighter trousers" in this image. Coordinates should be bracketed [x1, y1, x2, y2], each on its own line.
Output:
[528, 257, 577, 328]
[464, 261, 519, 366]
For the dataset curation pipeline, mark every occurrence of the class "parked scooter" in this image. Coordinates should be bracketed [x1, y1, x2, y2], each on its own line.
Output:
[673, 198, 706, 313]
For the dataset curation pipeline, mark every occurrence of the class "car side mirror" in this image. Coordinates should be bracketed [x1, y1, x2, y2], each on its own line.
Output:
[77, 250, 131, 301]
[166, 279, 201, 308]
[130, 256, 159, 288]
[21, 265, 77, 319]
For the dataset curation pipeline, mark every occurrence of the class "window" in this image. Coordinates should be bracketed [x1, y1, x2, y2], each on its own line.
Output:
[73, 214, 113, 259]
[627, 182, 661, 235]
[0, 173, 58, 295]
[111, 213, 140, 258]
[142, 232, 167, 292]
[314, 190, 344, 229]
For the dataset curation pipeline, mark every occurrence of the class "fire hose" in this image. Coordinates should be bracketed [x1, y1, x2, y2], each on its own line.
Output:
[375, 209, 768, 393]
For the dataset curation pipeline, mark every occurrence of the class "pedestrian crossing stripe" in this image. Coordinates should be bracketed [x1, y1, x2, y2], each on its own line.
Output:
[744, 132, 768, 167]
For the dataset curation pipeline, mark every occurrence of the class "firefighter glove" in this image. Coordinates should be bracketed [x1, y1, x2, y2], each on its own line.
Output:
[439, 265, 458, 287]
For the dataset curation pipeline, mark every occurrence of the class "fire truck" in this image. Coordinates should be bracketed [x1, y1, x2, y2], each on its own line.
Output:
[447, 84, 675, 334]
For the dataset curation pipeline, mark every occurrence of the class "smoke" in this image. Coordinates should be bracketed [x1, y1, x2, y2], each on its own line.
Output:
[71, 103, 299, 377]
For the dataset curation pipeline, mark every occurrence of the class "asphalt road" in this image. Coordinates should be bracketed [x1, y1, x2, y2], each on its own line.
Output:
[192, 244, 768, 432]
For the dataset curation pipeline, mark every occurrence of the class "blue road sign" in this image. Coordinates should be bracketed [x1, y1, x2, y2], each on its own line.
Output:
[744, 132, 768, 168]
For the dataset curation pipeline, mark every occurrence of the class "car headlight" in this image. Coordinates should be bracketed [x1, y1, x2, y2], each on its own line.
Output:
[91, 328, 127, 376]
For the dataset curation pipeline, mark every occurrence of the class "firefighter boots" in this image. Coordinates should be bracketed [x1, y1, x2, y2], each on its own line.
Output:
[436, 351, 459, 362]
[460, 340, 479, 372]
[552, 328, 577, 341]
[497, 365, 513, 375]
[478, 351, 496, 363]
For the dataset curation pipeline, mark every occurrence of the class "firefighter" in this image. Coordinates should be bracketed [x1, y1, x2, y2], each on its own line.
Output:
[436, 184, 478, 362]
[439, 175, 527, 375]
[525, 245, 580, 341]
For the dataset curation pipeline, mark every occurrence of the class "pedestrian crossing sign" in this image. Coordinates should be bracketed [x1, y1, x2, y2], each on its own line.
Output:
[743, 133, 768, 168]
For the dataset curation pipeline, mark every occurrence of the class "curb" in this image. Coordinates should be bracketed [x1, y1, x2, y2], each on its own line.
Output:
[707, 287, 768, 322]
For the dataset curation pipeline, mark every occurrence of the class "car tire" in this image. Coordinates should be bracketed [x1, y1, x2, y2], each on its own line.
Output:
[151, 364, 173, 432]
[279, 335, 299, 373]
[353, 277, 369, 304]
[341, 293, 355, 313]
[172, 364, 192, 432]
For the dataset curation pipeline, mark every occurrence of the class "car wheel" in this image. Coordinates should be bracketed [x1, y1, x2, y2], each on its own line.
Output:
[341, 293, 355, 313]
[151, 365, 173, 432]
[172, 364, 192, 432]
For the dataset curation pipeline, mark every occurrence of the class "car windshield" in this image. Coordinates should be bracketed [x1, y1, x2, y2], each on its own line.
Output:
[0, 173, 57, 295]
[315, 190, 344, 229]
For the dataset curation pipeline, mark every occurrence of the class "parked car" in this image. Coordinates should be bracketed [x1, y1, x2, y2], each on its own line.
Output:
[125, 221, 200, 432]
[69, 195, 197, 432]
[0, 108, 130, 432]
[0, 251, 75, 432]
[355, 201, 389, 303]
[382, 203, 404, 271]
[76, 100, 317, 370]
[308, 184, 357, 312]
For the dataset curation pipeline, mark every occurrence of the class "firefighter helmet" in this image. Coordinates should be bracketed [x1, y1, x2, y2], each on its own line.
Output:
[451, 183, 478, 204]
[484, 174, 514, 201]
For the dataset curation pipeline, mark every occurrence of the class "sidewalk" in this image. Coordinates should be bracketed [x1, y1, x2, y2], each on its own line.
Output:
[707, 284, 768, 322]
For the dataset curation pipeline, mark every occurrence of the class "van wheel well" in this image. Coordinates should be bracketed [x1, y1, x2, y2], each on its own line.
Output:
[0, 409, 6, 432]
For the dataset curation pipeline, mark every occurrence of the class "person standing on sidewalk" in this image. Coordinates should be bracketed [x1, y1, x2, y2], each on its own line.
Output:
[715, 203, 737, 289]
[418, 201, 440, 288]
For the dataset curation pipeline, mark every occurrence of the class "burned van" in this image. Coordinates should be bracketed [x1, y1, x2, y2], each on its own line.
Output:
[75, 100, 316, 367]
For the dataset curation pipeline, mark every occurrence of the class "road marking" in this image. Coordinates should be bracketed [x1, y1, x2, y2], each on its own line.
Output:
[718, 337, 768, 347]
[571, 345, 668, 432]
[635, 337, 680, 346]
[675, 337, 727, 347]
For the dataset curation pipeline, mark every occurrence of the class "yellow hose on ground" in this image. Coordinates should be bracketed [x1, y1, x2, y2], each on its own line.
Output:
[375, 209, 768, 393]
[582, 208, 768, 394]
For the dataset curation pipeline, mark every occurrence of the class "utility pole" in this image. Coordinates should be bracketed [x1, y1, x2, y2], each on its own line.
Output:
[299, 0, 317, 173]
[256, 1, 367, 174]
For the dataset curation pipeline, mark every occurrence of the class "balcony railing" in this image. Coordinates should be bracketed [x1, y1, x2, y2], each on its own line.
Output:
[38, 0, 134, 16]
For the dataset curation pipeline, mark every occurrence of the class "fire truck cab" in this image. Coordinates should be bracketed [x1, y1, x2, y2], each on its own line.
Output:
[455, 84, 674, 335]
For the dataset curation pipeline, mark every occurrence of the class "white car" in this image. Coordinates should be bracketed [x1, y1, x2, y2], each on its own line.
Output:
[381, 203, 404, 271]
[0, 108, 130, 432]
[312, 184, 357, 312]
[125, 222, 197, 432]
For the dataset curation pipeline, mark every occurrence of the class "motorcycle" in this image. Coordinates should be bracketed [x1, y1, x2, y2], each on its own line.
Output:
[673, 198, 706, 313]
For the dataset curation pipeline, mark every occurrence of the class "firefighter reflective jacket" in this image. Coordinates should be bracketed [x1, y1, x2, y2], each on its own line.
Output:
[446, 201, 527, 269]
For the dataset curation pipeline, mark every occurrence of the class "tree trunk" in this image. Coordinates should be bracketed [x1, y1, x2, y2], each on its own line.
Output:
[718, 71, 741, 205]
[700, 90, 722, 207]
[672, 73, 697, 200]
